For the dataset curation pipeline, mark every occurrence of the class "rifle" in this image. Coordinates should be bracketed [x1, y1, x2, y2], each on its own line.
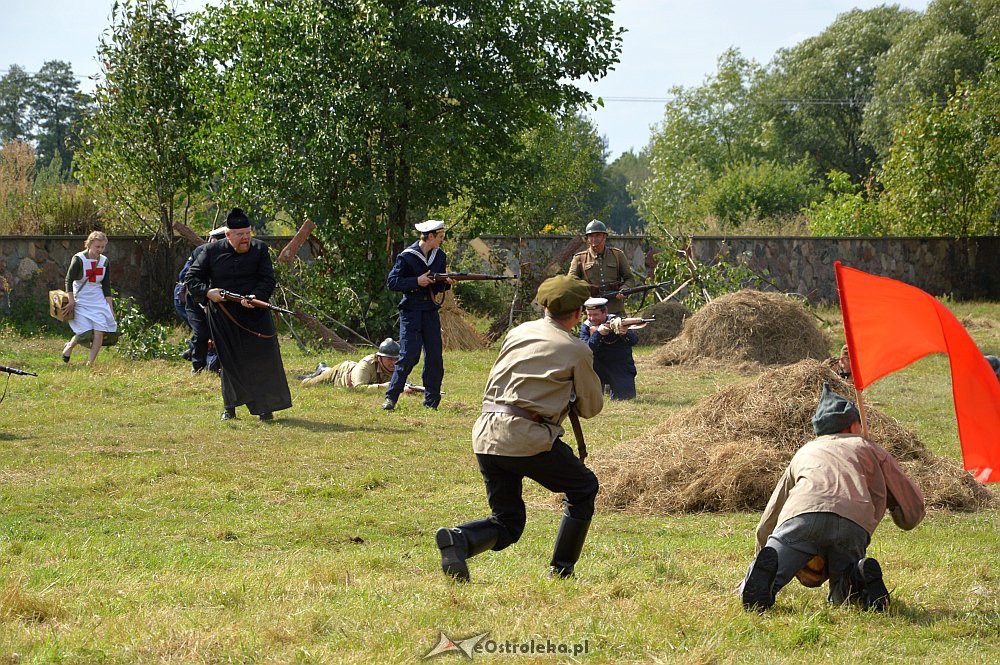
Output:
[606, 317, 655, 335]
[429, 272, 515, 283]
[599, 280, 672, 299]
[217, 290, 294, 315]
[0, 365, 37, 377]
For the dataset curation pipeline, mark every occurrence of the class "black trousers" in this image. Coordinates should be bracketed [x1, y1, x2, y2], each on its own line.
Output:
[185, 296, 212, 369]
[475, 439, 599, 550]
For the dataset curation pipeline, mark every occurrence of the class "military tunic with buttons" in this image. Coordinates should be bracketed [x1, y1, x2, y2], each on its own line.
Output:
[567, 246, 636, 315]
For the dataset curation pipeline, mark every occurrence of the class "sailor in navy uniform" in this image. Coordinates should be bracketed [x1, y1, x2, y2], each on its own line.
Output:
[382, 220, 454, 411]
[579, 297, 638, 400]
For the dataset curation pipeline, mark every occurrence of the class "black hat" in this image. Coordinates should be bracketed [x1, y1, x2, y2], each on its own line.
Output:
[811, 382, 861, 436]
[226, 208, 250, 229]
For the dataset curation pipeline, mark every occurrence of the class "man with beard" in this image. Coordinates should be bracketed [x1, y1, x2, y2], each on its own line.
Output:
[185, 208, 292, 421]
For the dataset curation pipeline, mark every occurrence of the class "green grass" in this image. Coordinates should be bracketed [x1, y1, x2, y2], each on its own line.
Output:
[0, 302, 998, 663]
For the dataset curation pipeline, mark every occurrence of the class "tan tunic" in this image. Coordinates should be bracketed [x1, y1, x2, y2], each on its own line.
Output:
[301, 354, 391, 388]
[755, 434, 925, 551]
[567, 246, 636, 315]
[473, 317, 603, 457]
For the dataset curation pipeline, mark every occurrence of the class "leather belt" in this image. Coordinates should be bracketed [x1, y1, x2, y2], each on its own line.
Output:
[481, 403, 543, 423]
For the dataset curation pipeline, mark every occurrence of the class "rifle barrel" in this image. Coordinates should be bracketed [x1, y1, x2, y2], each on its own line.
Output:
[0, 365, 37, 376]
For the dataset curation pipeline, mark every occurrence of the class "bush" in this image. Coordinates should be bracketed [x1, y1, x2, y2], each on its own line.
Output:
[113, 294, 184, 360]
[448, 245, 516, 319]
[805, 170, 888, 236]
[703, 160, 822, 229]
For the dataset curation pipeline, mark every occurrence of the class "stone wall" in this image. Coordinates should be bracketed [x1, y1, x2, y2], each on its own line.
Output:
[0, 235, 298, 320]
[3, 234, 998, 320]
[466, 235, 1000, 303]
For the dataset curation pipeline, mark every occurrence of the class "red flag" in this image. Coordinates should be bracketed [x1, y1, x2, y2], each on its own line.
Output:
[835, 262, 1000, 482]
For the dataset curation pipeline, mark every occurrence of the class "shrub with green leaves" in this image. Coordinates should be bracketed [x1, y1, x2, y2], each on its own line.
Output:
[651, 234, 765, 310]
[805, 170, 888, 236]
[704, 160, 822, 229]
[113, 294, 183, 360]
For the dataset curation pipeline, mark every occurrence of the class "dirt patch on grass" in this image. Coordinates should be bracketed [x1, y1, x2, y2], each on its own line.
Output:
[595, 359, 995, 514]
[653, 290, 829, 368]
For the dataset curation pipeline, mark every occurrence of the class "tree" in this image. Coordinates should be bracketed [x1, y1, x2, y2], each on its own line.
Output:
[879, 76, 1000, 236]
[0, 65, 33, 142]
[863, 0, 998, 157]
[636, 49, 770, 231]
[75, 0, 205, 238]
[30, 60, 89, 171]
[441, 112, 608, 236]
[765, 6, 917, 181]
[195, 0, 622, 325]
[599, 149, 650, 233]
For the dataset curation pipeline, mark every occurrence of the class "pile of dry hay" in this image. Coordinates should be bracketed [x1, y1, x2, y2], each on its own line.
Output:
[440, 296, 488, 351]
[654, 290, 829, 367]
[635, 300, 691, 346]
[595, 359, 994, 514]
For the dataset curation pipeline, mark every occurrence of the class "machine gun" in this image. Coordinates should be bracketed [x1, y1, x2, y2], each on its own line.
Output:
[0, 365, 38, 376]
[429, 272, 515, 283]
[0, 364, 36, 406]
[217, 290, 294, 315]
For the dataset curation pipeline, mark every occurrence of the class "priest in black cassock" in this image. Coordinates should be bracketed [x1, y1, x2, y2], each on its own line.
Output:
[185, 208, 292, 421]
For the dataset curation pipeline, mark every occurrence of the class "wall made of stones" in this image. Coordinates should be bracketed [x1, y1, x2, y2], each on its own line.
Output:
[465, 235, 1000, 303]
[3, 234, 998, 319]
[0, 235, 297, 320]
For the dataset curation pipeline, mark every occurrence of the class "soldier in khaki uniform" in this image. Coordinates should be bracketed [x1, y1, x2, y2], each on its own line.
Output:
[435, 275, 604, 582]
[301, 338, 410, 390]
[567, 219, 636, 316]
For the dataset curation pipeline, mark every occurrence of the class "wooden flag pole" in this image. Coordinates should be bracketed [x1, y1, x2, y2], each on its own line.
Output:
[854, 386, 870, 437]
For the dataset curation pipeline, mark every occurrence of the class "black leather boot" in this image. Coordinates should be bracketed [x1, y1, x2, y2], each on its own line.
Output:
[852, 557, 889, 611]
[741, 546, 778, 611]
[435, 520, 499, 582]
[549, 515, 591, 578]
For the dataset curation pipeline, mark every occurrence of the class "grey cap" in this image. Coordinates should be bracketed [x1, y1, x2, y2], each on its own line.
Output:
[585, 219, 608, 235]
[811, 382, 861, 436]
[377, 338, 401, 358]
[986, 354, 1000, 379]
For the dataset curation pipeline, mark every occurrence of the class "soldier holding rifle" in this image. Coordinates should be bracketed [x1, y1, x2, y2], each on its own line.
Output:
[185, 208, 292, 422]
[580, 297, 646, 400]
[382, 220, 455, 411]
[435, 275, 603, 582]
[568, 219, 635, 316]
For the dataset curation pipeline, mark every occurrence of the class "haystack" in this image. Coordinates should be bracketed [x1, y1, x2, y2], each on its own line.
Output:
[635, 300, 690, 346]
[654, 290, 828, 367]
[595, 359, 994, 514]
[440, 296, 488, 351]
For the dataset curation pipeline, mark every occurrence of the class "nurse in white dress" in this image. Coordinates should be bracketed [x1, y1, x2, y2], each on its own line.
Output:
[62, 231, 117, 366]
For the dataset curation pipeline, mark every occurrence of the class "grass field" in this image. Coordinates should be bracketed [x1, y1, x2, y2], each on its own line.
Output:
[0, 303, 998, 663]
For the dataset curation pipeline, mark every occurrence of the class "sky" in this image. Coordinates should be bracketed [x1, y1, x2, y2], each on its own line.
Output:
[2, 0, 931, 159]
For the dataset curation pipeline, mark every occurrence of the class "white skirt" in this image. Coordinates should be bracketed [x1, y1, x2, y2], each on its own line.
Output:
[69, 285, 118, 335]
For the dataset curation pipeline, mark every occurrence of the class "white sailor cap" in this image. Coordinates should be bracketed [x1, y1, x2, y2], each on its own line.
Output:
[584, 297, 609, 309]
[414, 219, 445, 233]
[208, 226, 228, 239]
